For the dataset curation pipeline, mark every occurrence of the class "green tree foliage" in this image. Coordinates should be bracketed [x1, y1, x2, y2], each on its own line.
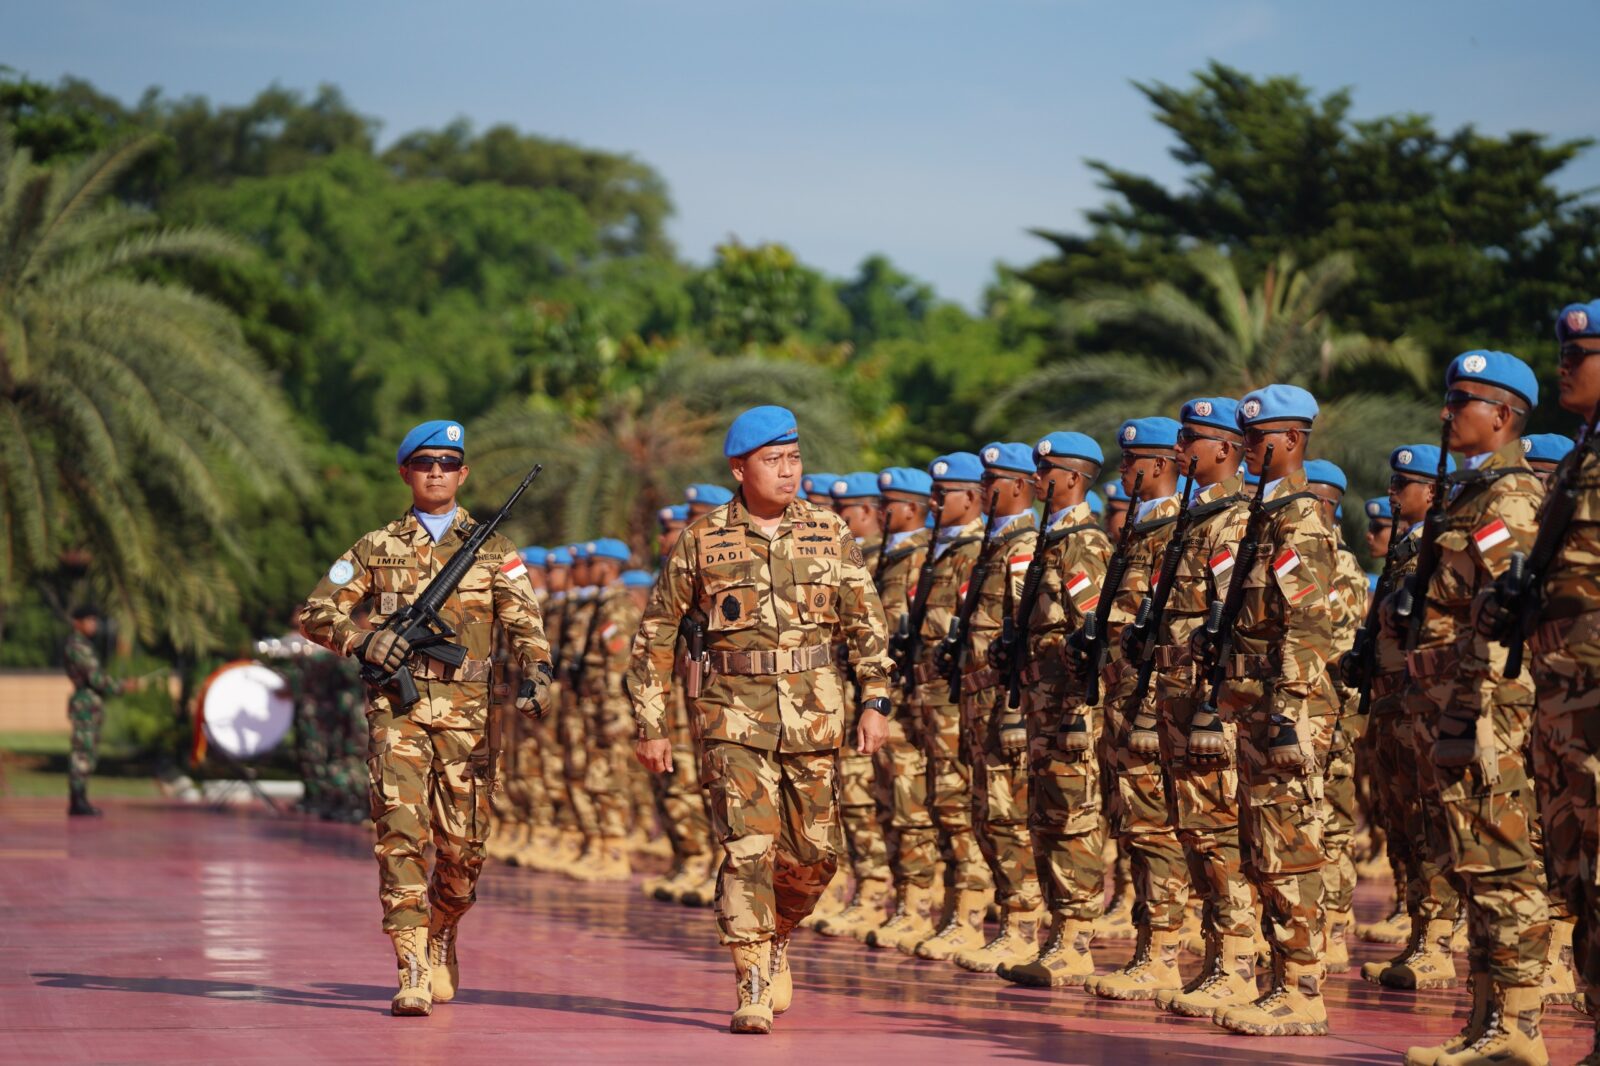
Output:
[837, 253, 934, 349]
[0, 134, 307, 651]
[690, 240, 850, 353]
[1022, 62, 1600, 361]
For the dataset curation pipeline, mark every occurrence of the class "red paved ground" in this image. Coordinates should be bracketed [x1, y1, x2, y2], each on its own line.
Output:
[2, 797, 1591, 1064]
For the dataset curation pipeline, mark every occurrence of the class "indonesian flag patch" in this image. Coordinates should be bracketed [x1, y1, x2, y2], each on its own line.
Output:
[1271, 547, 1320, 604]
[601, 622, 619, 641]
[1066, 571, 1100, 612]
[1209, 548, 1234, 577]
[501, 555, 528, 582]
[958, 580, 970, 603]
[1473, 519, 1511, 554]
[1008, 553, 1033, 574]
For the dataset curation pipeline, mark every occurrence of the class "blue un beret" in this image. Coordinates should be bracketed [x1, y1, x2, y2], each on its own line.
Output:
[801, 473, 840, 497]
[1367, 572, 1380, 595]
[1034, 431, 1104, 467]
[1087, 490, 1104, 517]
[879, 466, 933, 496]
[1237, 385, 1319, 427]
[724, 404, 800, 458]
[1365, 497, 1393, 522]
[1523, 433, 1575, 463]
[658, 503, 689, 527]
[1243, 469, 1261, 487]
[588, 537, 631, 564]
[832, 471, 882, 500]
[1101, 479, 1130, 504]
[1117, 417, 1181, 451]
[548, 547, 572, 567]
[1556, 301, 1600, 343]
[396, 419, 465, 465]
[518, 546, 548, 568]
[621, 569, 656, 589]
[685, 483, 734, 507]
[929, 452, 984, 483]
[1303, 459, 1347, 493]
[569, 542, 591, 560]
[1390, 444, 1457, 478]
[1180, 397, 1241, 435]
[980, 441, 1036, 475]
[1447, 350, 1538, 408]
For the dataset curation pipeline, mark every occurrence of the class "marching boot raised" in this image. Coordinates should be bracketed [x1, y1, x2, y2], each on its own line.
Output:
[1542, 918, 1577, 1006]
[427, 911, 460, 1003]
[729, 941, 774, 1035]
[1324, 908, 1354, 975]
[388, 926, 433, 1017]
[770, 920, 795, 1015]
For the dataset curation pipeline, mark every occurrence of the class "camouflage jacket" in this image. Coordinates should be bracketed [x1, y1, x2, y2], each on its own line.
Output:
[1536, 443, 1600, 625]
[64, 631, 116, 715]
[1026, 501, 1112, 675]
[301, 507, 550, 729]
[879, 528, 931, 664]
[1153, 476, 1249, 694]
[1327, 544, 1370, 711]
[579, 582, 643, 700]
[963, 513, 1039, 690]
[1372, 525, 1424, 684]
[913, 518, 985, 697]
[1225, 469, 1339, 723]
[1111, 493, 1184, 667]
[626, 494, 891, 753]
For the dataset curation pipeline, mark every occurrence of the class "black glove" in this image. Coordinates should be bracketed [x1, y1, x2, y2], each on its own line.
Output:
[989, 634, 1015, 674]
[358, 630, 410, 672]
[515, 662, 555, 719]
[1472, 580, 1516, 642]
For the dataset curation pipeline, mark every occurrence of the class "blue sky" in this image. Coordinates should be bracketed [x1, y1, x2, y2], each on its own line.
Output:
[9, 1, 1599, 306]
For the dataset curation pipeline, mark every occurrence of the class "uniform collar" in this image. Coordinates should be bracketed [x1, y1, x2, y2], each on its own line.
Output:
[1049, 500, 1094, 529]
[1265, 468, 1310, 501]
[986, 510, 1034, 541]
[398, 506, 472, 545]
[1193, 472, 1244, 506]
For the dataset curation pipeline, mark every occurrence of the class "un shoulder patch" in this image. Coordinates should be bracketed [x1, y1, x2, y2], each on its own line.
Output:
[328, 559, 355, 586]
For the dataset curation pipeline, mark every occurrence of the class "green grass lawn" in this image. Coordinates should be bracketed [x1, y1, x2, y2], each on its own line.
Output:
[0, 730, 161, 799]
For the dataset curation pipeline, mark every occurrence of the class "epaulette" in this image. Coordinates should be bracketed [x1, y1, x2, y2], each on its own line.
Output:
[1260, 491, 1318, 515]
[1188, 493, 1245, 520]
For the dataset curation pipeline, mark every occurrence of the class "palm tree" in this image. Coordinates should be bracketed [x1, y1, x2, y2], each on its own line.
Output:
[982, 246, 1438, 516]
[470, 349, 861, 554]
[0, 133, 307, 651]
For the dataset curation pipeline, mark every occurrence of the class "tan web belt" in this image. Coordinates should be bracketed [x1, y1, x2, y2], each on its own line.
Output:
[707, 643, 834, 676]
[412, 656, 492, 683]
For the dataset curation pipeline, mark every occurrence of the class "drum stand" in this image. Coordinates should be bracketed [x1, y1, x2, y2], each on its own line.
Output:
[206, 750, 283, 815]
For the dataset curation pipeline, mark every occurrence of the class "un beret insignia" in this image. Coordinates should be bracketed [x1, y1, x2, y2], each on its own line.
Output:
[983, 447, 999, 463]
[1568, 309, 1589, 333]
[686, 486, 699, 500]
[1193, 400, 1213, 417]
[1522, 438, 1533, 453]
[879, 472, 892, 487]
[833, 480, 848, 495]
[1366, 501, 1380, 517]
[1241, 399, 1261, 419]
[446, 424, 462, 442]
[1462, 353, 1488, 374]
[1397, 449, 1414, 466]
[1037, 440, 1053, 456]
[1121, 425, 1137, 442]
[932, 461, 948, 476]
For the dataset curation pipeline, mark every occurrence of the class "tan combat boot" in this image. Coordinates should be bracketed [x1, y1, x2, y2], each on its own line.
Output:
[1093, 876, 1137, 941]
[427, 912, 460, 1003]
[1179, 903, 1205, 957]
[388, 927, 433, 1017]
[999, 917, 1095, 987]
[770, 920, 795, 1015]
[1358, 901, 1412, 944]
[955, 908, 1043, 974]
[1216, 959, 1328, 1036]
[914, 887, 991, 961]
[655, 853, 712, 904]
[1156, 931, 1218, 1011]
[1087, 926, 1184, 1001]
[1380, 918, 1458, 990]
[572, 837, 631, 882]
[1165, 934, 1260, 1018]
[680, 861, 719, 908]
[729, 941, 774, 1034]
[1543, 918, 1578, 1006]
[1405, 971, 1491, 1066]
[1433, 984, 1547, 1066]
[642, 855, 685, 898]
[816, 878, 891, 940]
[799, 869, 851, 930]
[1324, 908, 1354, 975]
[866, 883, 935, 952]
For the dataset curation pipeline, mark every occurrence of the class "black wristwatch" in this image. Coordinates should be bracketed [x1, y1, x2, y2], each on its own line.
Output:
[859, 697, 891, 718]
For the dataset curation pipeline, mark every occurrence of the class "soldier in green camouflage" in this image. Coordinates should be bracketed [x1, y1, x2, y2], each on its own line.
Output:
[301, 419, 551, 1019]
[63, 607, 128, 817]
[626, 405, 891, 1035]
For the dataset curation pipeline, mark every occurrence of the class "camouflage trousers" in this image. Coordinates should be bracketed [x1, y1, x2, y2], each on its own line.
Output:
[702, 740, 841, 945]
[67, 704, 102, 792]
[1162, 688, 1255, 940]
[295, 698, 332, 811]
[1395, 689, 1466, 923]
[878, 715, 938, 890]
[1532, 631, 1600, 1000]
[1025, 677, 1105, 921]
[1103, 662, 1189, 932]
[838, 745, 891, 883]
[919, 686, 993, 894]
[582, 693, 638, 840]
[966, 687, 1042, 916]
[1365, 699, 1420, 911]
[559, 691, 598, 837]
[365, 706, 492, 932]
[1321, 723, 1359, 913]
[653, 741, 713, 863]
[1411, 669, 1549, 988]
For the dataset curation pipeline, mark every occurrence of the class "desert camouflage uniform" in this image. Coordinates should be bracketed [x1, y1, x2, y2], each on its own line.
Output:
[302, 508, 550, 932]
[875, 529, 937, 891]
[1023, 502, 1113, 920]
[626, 493, 891, 945]
[1152, 476, 1258, 941]
[64, 631, 116, 794]
[539, 592, 575, 836]
[837, 537, 892, 886]
[578, 581, 644, 841]
[1320, 544, 1370, 917]
[1221, 470, 1339, 976]
[651, 625, 714, 877]
[1526, 440, 1600, 1014]
[1404, 440, 1550, 990]
[912, 519, 993, 898]
[561, 586, 601, 843]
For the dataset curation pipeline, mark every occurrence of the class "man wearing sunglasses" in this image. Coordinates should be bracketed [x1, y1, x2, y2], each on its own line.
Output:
[1389, 351, 1555, 1066]
[302, 419, 551, 1018]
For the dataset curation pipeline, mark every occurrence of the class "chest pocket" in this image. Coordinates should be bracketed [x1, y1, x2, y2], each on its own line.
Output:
[792, 554, 841, 626]
[703, 567, 761, 633]
[369, 560, 418, 595]
[1168, 547, 1210, 614]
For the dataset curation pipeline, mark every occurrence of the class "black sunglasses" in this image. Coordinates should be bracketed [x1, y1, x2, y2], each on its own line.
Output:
[405, 454, 464, 472]
[1444, 389, 1525, 416]
[1178, 426, 1235, 447]
[1560, 344, 1600, 366]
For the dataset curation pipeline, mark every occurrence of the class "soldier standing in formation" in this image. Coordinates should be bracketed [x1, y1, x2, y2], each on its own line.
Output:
[63, 606, 131, 817]
[302, 419, 552, 1018]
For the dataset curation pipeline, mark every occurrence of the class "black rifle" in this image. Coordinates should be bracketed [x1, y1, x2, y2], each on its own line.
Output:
[1079, 472, 1144, 707]
[1127, 456, 1202, 711]
[567, 582, 607, 691]
[1343, 528, 1407, 714]
[895, 496, 945, 693]
[1499, 395, 1600, 678]
[1002, 481, 1056, 711]
[1189, 447, 1275, 758]
[1397, 419, 1454, 651]
[360, 463, 544, 710]
[938, 491, 1004, 705]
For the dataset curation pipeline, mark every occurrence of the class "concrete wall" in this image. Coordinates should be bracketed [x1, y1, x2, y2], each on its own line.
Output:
[0, 672, 72, 734]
